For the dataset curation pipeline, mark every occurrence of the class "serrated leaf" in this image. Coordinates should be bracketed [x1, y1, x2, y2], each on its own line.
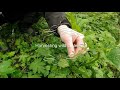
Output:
[58, 59, 69, 68]
[29, 59, 46, 74]
[44, 57, 55, 64]
[35, 47, 51, 56]
[19, 54, 30, 64]
[0, 60, 15, 75]
[48, 73, 56, 78]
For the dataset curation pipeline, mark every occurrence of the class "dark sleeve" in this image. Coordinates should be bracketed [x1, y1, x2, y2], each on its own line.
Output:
[44, 12, 71, 36]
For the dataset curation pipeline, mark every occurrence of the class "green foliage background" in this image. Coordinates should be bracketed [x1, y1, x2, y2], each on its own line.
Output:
[0, 12, 120, 78]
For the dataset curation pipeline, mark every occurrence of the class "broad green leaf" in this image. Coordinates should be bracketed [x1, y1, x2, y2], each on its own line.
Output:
[0, 60, 15, 75]
[107, 47, 120, 70]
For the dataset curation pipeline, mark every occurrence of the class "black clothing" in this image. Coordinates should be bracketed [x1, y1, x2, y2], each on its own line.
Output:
[0, 12, 71, 36]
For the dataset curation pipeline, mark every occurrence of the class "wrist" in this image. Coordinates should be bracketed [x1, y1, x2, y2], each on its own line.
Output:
[57, 25, 71, 35]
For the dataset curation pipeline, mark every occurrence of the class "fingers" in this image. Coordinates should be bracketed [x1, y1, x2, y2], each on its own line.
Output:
[64, 37, 75, 58]
[58, 26, 87, 58]
[74, 36, 85, 55]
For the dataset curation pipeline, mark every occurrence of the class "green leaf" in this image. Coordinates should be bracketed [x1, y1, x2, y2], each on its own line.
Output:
[95, 70, 104, 78]
[19, 54, 29, 63]
[54, 74, 66, 78]
[43, 70, 49, 77]
[11, 70, 22, 78]
[1, 12, 120, 78]
[0, 60, 15, 75]
[46, 66, 51, 71]
[48, 73, 56, 78]
[7, 51, 15, 57]
[107, 71, 114, 78]
[107, 47, 120, 70]
[44, 57, 55, 64]
[66, 12, 81, 32]
[29, 59, 46, 74]
[35, 47, 51, 56]
[28, 72, 41, 78]
[58, 59, 69, 68]
[79, 67, 92, 78]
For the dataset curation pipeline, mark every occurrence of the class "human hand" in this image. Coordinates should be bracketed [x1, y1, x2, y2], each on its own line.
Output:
[58, 25, 89, 58]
